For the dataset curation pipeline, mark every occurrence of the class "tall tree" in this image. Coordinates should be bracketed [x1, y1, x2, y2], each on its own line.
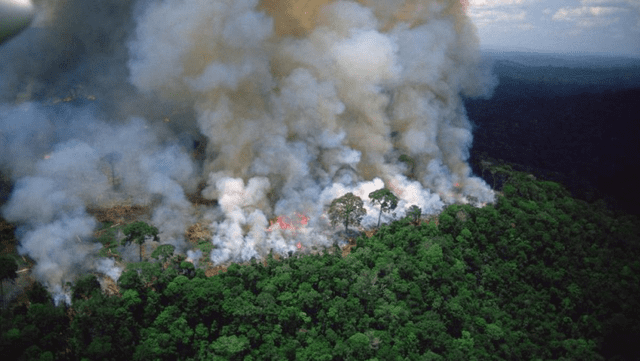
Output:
[121, 222, 159, 262]
[101, 152, 122, 190]
[369, 188, 399, 228]
[327, 193, 366, 232]
[407, 205, 422, 225]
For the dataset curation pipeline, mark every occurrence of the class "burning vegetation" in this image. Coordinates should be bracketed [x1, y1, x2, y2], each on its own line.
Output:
[1, 0, 496, 304]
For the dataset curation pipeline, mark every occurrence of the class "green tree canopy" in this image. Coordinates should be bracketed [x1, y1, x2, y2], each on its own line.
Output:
[369, 188, 399, 228]
[27, 281, 52, 304]
[0, 254, 18, 282]
[72, 274, 101, 301]
[2, 167, 638, 361]
[327, 192, 366, 232]
[122, 222, 159, 262]
[151, 244, 175, 262]
[407, 205, 422, 225]
[0, 254, 18, 304]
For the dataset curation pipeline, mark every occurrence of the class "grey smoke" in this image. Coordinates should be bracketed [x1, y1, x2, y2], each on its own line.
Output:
[1, 0, 496, 303]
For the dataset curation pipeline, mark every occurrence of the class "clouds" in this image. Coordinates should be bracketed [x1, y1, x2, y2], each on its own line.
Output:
[552, 5, 624, 21]
[469, 0, 639, 56]
[549, 0, 639, 44]
[468, 0, 531, 29]
[470, 0, 528, 6]
[552, 3, 633, 32]
[472, 9, 527, 25]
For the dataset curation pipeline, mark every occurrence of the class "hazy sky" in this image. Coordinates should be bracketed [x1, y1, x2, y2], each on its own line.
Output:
[468, 0, 640, 57]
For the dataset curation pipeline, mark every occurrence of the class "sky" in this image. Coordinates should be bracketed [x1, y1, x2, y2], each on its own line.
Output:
[468, 0, 640, 57]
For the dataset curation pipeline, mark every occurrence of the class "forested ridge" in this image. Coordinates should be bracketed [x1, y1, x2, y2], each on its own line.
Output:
[1, 169, 639, 361]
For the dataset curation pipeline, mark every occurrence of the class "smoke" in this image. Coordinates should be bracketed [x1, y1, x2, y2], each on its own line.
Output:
[96, 258, 123, 283]
[1, 0, 496, 303]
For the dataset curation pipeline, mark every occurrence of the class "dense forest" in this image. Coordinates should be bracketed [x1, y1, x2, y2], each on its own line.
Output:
[1, 165, 639, 360]
[464, 57, 640, 217]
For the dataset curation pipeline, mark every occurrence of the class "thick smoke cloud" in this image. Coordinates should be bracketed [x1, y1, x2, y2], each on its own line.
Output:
[1, 0, 495, 303]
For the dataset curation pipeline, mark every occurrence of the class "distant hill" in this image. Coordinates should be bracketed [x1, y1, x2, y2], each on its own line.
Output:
[481, 48, 640, 68]
[479, 51, 640, 97]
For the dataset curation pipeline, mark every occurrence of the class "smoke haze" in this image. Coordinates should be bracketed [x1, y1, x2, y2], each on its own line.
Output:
[0, 0, 496, 303]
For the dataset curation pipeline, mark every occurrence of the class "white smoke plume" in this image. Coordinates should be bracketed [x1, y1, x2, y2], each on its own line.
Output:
[96, 258, 123, 282]
[186, 249, 202, 268]
[1, 0, 496, 303]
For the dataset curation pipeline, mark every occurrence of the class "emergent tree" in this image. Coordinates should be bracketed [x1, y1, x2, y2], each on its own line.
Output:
[368, 188, 399, 228]
[328, 192, 366, 232]
[407, 205, 422, 225]
[122, 221, 159, 262]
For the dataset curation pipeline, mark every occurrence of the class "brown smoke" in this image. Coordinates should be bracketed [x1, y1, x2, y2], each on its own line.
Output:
[0, 0, 496, 303]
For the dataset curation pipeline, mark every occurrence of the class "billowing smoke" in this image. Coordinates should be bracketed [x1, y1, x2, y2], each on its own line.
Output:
[1, 0, 496, 303]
